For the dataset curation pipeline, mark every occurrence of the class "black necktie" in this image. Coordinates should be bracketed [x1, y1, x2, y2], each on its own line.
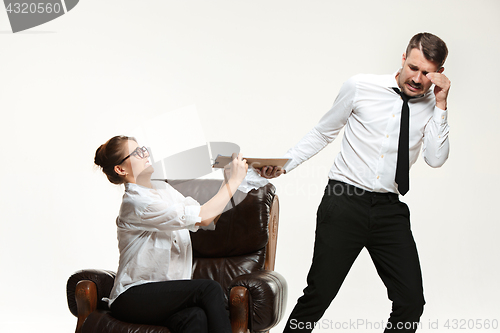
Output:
[392, 87, 410, 195]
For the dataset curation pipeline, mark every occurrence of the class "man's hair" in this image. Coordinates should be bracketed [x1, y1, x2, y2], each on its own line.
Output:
[406, 32, 448, 69]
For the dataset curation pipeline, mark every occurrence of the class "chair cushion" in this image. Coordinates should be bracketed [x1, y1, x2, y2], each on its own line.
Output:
[192, 250, 265, 304]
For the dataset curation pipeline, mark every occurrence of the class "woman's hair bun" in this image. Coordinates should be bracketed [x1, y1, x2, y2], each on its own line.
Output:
[94, 146, 105, 167]
[94, 136, 136, 185]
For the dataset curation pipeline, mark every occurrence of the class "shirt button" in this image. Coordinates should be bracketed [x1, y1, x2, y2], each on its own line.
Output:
[381, 155, 384, 158]
[442, 116, 445, 119]
[386, 134, 389, 138]
[392, 114, 395, 117]
[377, 176, 380, 179]
[181, 215, 185, 220]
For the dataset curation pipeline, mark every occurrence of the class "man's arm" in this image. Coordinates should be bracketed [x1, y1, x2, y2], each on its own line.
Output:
[422, 72, 451, 167]
[258, 76, 357, 179]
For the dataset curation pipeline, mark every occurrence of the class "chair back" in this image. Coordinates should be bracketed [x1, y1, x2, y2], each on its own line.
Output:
[166, 179, 279, 295]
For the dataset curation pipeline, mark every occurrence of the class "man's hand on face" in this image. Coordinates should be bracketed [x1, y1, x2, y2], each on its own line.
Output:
[426, 72, 451, 110]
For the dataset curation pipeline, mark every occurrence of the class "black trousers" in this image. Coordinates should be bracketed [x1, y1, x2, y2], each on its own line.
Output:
[110, 279, 231, 333]
[284, 180, 425, 333]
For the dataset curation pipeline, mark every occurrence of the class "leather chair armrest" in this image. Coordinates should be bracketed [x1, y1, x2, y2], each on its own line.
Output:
[229, 286, 250, 333]
[229, 270, 288, 332]
[67, 269, 116, 317]
[74, 280, 97, 333]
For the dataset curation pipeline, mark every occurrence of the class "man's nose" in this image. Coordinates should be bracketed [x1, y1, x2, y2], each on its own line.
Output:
[414, 72, 422, 83]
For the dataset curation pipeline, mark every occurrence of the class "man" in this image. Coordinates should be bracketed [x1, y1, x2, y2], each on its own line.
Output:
[260, 32, 450, 332]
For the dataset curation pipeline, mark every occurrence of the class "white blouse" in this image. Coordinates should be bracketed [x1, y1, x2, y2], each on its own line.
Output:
[104, 181, 202, 307]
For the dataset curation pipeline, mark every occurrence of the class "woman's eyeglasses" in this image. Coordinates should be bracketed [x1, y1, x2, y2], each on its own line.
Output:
[118, 146, 149, 165]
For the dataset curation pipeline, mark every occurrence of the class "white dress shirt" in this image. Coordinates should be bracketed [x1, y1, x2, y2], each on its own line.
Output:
[284, 71, 450, 194]
[104, 181, 202, 307]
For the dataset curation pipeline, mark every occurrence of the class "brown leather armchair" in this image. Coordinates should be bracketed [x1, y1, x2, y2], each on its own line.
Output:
[66, 179, 287, 333]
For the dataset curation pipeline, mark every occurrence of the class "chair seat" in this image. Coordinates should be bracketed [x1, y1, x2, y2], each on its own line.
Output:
[82, 310, 171, 333]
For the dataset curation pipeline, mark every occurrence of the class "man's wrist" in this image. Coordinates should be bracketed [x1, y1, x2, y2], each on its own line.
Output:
[436, 101, 447, 111]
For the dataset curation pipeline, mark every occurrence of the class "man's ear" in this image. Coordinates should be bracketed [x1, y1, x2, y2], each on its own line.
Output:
[438, 67, 445, 74]
[401, 52, 406, 67]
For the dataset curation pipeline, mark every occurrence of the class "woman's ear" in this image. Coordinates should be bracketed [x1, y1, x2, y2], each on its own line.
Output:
[114, 164, 127, 176]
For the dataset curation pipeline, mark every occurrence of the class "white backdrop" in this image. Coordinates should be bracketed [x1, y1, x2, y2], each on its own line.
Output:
[1, 1, 499, 332]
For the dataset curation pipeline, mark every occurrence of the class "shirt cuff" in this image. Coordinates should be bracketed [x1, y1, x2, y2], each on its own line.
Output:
[282, 151, 296, 174]
[433, 106, 448, 124]
[183, 199, 201, 232]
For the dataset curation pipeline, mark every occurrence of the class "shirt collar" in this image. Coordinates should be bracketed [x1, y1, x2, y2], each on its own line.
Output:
[125, 182, 156, 192]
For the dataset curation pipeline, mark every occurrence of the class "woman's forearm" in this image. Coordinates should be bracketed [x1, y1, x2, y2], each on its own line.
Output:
[197, 179, 239, 226]
[197, 153, 248, 226]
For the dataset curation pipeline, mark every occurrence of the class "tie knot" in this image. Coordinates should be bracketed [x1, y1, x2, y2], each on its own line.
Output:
[392, 87, 411, 103]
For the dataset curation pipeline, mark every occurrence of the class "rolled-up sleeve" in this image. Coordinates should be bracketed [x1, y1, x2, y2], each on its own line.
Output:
[140, 196, 201, 232]
[183, 202, 202, 231]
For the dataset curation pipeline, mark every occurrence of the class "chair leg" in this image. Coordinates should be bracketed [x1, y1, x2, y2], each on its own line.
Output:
[229, 286, 250, 333]
[74, 280, 98, 333]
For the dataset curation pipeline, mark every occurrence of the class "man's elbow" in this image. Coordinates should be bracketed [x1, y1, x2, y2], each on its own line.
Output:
[424, 155, 448, 168]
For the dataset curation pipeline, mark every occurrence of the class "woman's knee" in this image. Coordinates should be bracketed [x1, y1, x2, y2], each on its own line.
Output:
[198, 279, 224, 296]
[185, 307, 207, 326]
[167, 307, 207, 333]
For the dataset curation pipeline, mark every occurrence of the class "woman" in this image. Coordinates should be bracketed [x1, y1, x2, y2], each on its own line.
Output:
[94, 135, 248, 333]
